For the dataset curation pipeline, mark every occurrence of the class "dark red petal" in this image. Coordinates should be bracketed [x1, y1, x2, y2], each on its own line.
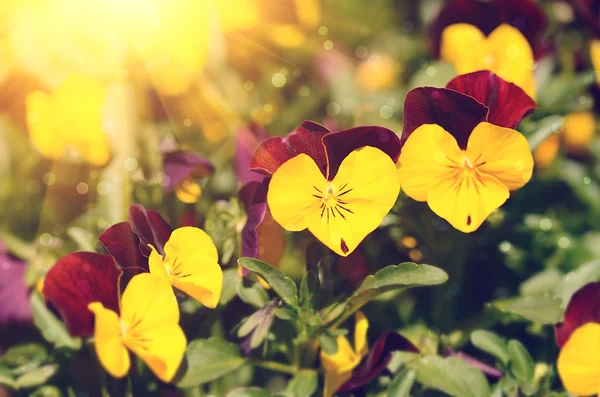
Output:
[162, 150, 214, 193]
[99, 222, 148, 273]
[402, 87, 488, 150]
[249, 121, 330, 177]
[235, 123, 270, 185]
[446, 71, 536, 129]
[239, 180, 269, 273]
[43, 252, 122, 337]
[0, 248, 31, 325]
[430, 0, 547, 58]
[555, 282, 600, 348]
[323, 126, 401, 180]
[337, 332, 418, 393]
[128, 204, 173, 257]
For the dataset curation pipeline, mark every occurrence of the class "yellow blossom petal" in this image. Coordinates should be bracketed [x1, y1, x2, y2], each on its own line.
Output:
[216, 0, 260, 33]
[534, 134, 560, 169]
[591, 40, 600, 85]
[119, 273, 185, 382]
[149, 227, 222, 308]
[397, 124, 464, 202]
[354, 311, 369, 358]
[440, 23, 536, 99]
[88, 302, 130, 379]
[268, 147, 399, 256]
[175, 178, 202, 204]
[563, 111, 596, 154]
[558, 323, 600, 396]
[466, 122, 534, 191]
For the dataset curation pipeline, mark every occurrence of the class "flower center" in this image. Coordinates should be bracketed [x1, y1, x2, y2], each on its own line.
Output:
[313, 183, 354, 223]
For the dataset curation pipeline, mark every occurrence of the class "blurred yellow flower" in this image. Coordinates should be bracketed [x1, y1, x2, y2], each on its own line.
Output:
[557, 322, 600, 396]
[149, 227, 223, 308]
[441, 23, 536, 100]
[355, 54, 400, 92]
[26, 74, 111, 166]
[534, 134, 560, 169]
[563, 111, 596, 155]
[88, 273, 186, 382]
[399, 122, 533, 233]
[321, 312, 368, 397]
[591, 40, 600, 85]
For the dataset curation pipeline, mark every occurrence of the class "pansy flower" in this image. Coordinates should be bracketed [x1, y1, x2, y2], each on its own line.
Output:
[26, 74, 111, 166]
[440, 23, 536, 99]
[89, 273, 186, 382]
[0, 241, 31, 325]
[320, 312, 418, 397]
[555, 282, 600, 395]
[398, 71, 535, 233]
[430, 0, 547, 59]
[162, 147, 214, 204]
[250, 121, 401, 257]
[100, 204, 223, 308]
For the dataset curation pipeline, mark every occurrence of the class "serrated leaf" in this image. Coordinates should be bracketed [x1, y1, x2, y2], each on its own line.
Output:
[489, 295, 563, 324]
[30, 293, 81, 350]
[507, 340, 534, 383]
[284, 370, 318, 397]
[410, 356, 490, 397]
[470, 330, 510, 366]
[238, 258, 299, 309]
[175, 338, 246, 388]
[387, 367, 416, 397]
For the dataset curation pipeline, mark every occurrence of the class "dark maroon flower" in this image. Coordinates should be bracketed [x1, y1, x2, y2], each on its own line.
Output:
[99, 204, 173, 272]
[430, 0, 548, 57]
[401, 87, 488, 149]
[446, 71, 536, 129]
[43, 252, 122, 337]
[239, 180, 268, 260]
[250, 121, 401, 180]
[555, 282, 600, 348]
[235, 123, 270, 185]
[337, 332, 418, 393]
[0, 242, 31, 325]
[162, 149, 214, 194]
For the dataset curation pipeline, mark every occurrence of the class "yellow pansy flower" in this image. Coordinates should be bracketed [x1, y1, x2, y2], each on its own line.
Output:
[563, 111, 596, 155]
[440, 23, 536, 99]
[250, 122, 401, 257]
[558, 322, 600, 396]
[321, 312, 369, 397]
[88, 273, 186, 382]
[26, 74, 111, 166]
[148, 226, 223, 308]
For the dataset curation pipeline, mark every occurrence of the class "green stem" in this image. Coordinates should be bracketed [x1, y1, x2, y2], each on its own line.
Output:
[249, 359, 298, 375]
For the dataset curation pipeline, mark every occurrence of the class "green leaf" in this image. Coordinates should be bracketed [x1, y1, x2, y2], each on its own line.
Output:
[175, 338, 246, 388]
[16, 365, 58, 389]
[408, 61, 457, 90]
[30, 293, 81, 350]
[238, 258, 299, 309]
[519, 269, 563, 297]
[552, 260, 600, 306]
[284, 370, 318, 397]
[237, 283, 270, 308]
[30, 385, 63, 397]
[410, 356, 490, 397]
[227, 388, 271, 397]
[318, 330, 339, 355]
[299, 271, 320, 312]
[0, 367, 16, 389]
[0, 344, 47, 369]
[489, 295, 563, 324]
[220, 268, 242, 306]
[470, 330, 510, 366]
[525, 115, 563, 151]
[507, 340, 534, 383]
[387, 367, 417, 397]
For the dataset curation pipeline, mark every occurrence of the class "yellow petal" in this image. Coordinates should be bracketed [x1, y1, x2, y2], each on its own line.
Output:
[466, 122, 533, 191]
[124, 323, 187, 383]
[591, 40, 600, 85]
[563, 111, 596, 154]
[267, 153, 326, 232]
[161, 227, 222, 308]
[534, 134, 560, 169]
[440, 23, 485, 73]
[354, 311, 369, 358]
[295, 0, 320, 28]
[88, 302, 130, 379]
[427, 170, 509, 233]
[120, 273, 179, 334]
[322, 368, 353, 397]
[398, 124, 464, 202]
[148, 245, 169, 278]
[216, 0, 260, 32]
[321, 333, 361, 397]
[26, 90, 64, 160]
[175, 178, 202, 204]
[558, 323, 600, 396]
[306, 147, 400, 256]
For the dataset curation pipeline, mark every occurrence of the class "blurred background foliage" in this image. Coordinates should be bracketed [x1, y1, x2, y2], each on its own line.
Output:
[1, 0, 600, 395]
